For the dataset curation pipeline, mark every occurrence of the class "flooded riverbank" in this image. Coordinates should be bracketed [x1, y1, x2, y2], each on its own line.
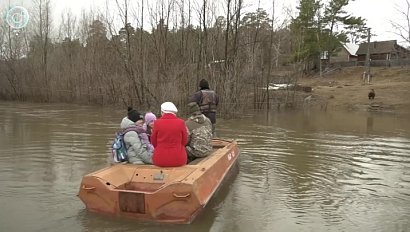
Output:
[0, 101, 409, 232]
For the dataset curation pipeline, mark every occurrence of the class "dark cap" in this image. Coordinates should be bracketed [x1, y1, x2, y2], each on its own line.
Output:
[199, 79, 209, 89]
[127, 107, 143, 122]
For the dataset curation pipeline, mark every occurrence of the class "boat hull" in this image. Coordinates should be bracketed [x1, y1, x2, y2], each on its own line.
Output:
[78, 139, 239, 224]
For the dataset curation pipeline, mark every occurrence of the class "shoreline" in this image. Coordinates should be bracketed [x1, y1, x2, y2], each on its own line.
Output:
[297, 66, 410, 115]
[2, 66, 410, 117]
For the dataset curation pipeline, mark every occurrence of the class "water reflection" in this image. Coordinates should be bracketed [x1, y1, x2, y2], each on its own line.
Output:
[366, 116, 374, 133]
[1, 102, 410, 232]
[217, 110, 410, 231]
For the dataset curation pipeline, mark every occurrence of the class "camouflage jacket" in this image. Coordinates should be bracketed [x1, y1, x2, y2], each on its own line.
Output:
[185, 114, 213, 158]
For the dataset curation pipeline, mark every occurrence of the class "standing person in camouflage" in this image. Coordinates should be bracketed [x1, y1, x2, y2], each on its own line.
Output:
[190, 79, 218, 136]
[185, 102, 213, 162]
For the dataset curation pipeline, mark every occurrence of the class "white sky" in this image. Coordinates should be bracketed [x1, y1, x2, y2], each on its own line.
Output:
[1, 0, 408, 43]
[256, 0, 408, 43]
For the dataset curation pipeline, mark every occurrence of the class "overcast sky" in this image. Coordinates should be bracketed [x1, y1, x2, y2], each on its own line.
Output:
[1, 0, 408, 43]
[254, 0, 408, 43]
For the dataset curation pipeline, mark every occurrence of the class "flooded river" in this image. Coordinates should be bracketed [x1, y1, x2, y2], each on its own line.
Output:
[0, 101, 409, 232]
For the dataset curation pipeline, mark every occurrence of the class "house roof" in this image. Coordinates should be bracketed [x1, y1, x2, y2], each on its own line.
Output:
[344, 43, 359, 56]
[356, 40, 398, 55]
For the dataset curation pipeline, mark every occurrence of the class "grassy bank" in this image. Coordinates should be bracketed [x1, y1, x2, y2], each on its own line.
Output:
[297, 66, 410, 114]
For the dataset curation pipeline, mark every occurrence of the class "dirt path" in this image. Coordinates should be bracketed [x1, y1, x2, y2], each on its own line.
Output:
[297, 66, 410, 114]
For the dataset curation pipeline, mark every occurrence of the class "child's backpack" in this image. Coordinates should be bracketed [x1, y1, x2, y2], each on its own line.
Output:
[112, 127, 138, 163]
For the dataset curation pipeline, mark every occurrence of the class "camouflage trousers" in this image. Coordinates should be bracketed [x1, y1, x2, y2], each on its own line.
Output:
[186, 146, 210, 162]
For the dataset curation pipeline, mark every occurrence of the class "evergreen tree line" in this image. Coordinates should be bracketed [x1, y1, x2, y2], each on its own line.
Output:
[0, 0, 366, 115]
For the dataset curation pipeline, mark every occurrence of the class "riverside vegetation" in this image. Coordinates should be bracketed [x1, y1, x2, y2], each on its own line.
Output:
[2, 0, 408, 116]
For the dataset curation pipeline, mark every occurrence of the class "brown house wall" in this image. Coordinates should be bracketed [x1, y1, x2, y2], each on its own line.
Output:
[357, 53, 389, 61]
[357, 55, 366, 61]
[331, 48, 351, 62]
[357, 41, 410, 61]
[396, 45, 410, 59]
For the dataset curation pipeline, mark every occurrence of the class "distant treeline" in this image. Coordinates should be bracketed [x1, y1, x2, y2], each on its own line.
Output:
[0, 0, 367, 116]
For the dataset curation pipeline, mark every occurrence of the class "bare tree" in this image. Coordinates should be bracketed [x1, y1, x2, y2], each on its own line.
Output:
[0, 3, 31, 100]
[31, 0, 52, 101]
[391, 0, 410, 44]
[0, 0, 328, 115]
[59, 9, 78, 41]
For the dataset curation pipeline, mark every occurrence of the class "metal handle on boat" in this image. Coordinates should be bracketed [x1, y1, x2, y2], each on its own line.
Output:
[173, 193, 191, 199]
[82, 185, 96, 191]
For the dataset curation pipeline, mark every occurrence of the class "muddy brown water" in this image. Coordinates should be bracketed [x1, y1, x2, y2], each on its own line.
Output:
[1, 101, 409, 232]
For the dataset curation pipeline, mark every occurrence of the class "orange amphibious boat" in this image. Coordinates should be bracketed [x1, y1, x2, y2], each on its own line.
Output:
[78, 139, 239, 224]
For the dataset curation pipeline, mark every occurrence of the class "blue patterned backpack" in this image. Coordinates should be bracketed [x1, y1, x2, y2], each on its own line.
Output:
[112, 127, 137, 163]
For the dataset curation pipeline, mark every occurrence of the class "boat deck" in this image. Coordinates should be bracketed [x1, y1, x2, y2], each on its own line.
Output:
[78, 139, 239, 224]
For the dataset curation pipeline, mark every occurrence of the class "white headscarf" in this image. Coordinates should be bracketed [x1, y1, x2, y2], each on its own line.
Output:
[161, 102, 178, 114]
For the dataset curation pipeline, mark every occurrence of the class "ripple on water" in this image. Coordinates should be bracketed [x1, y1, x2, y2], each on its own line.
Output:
[224, 122, 410, 229]
[2, 104, 410, 231]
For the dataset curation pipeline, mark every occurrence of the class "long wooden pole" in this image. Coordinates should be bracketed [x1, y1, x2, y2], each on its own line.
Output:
[365, 28, 371, 76]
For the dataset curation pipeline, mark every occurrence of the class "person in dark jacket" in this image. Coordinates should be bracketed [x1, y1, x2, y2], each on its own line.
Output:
[190, 79, 218, 135]
[185, 102, 213, 162]
[151, 102, 188, 167]
[368, 89, 375, 100]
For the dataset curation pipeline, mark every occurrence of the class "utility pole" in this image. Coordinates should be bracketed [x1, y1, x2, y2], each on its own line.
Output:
[317, 16, 322, 78]
[365, 28, 371, 80]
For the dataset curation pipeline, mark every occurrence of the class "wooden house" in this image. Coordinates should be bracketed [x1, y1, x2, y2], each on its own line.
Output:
[356, 40, 410, 61]
[330, 43, 359, 62]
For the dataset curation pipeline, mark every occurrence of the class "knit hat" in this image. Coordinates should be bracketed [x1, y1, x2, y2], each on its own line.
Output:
[144, 112, 157, 125]
[127, 107, 143, 122]
[187, 102, 201, 115]
[199, 79, 209, 89]
[161, 102, 178, 114]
